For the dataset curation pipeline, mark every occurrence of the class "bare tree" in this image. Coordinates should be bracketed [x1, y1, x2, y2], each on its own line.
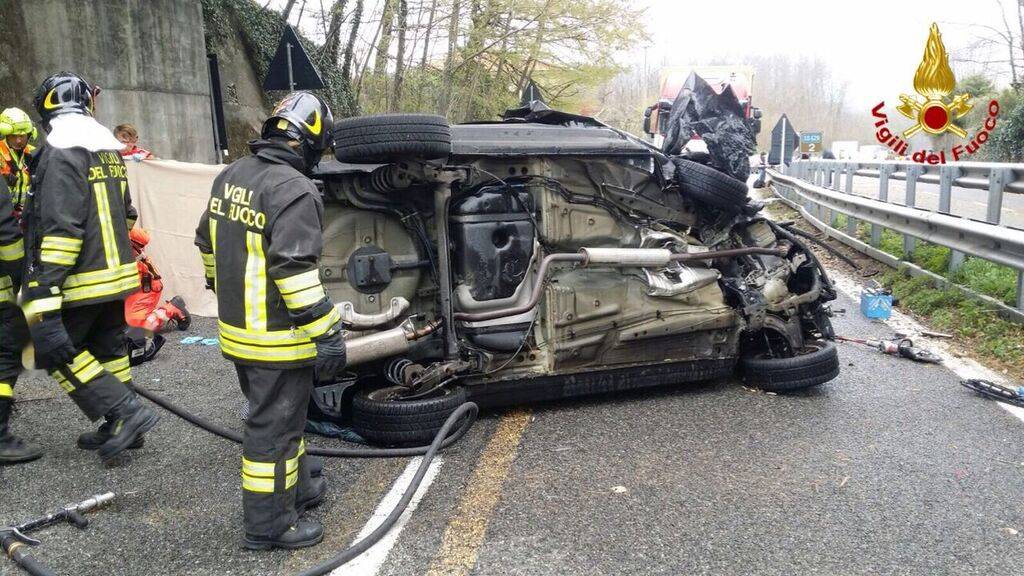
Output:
[391, 0, 409, 109]
[341, 0, 363, 80]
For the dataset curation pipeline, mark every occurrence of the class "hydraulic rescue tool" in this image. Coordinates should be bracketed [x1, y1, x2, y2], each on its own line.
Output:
[1, 493, 115, 576]
[836, 335, 941, 364]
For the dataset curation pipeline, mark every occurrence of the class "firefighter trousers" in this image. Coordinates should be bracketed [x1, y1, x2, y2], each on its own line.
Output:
[0, 304, 29, 402]
[51, 300, 134, 421]
[235, 364, 315, 538]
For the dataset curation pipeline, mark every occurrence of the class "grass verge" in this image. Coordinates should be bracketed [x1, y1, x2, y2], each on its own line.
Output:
[882, 268, 1024, 372]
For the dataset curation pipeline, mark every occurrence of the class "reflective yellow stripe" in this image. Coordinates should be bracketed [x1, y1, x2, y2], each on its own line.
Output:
[93, 182, 120, 270]
[298, 438, 306, 457]
[40, 236, 82, 252]
[61, 262, 137, 289]
[0, 276, 13, 304]
[241, 471, 298, 493]
[208, 220, 218, 291]
[0, 383, 12, 398]
[69, 351, 103, 384]
[242, 457, 276, 478]
[201, 252, 216, 276]
[41, 250, 78, 266]
[217, 321, 309, 346]
[275, 269, 321, 294]
[50, 371, 75, 393]
[244, 231, 267, 331]
[23, 296, 62, 316]
[63, 273, 139, 303]
[297, 306, 342, 340]
[280, 284, 326, 310]
[0, 238, 23, 261]
[101, 357, 131, 383]
[220, 336, 316, 363]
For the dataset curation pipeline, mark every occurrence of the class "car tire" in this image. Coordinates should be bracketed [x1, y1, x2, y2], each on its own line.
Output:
[673, 158, 749, 211]
[352, 385, 467, 446]
[740, 339, 839, 392]
[333, 114, 452, 163]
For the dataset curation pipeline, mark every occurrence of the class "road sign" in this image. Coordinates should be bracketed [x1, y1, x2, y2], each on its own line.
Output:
[769, 114, 799, 165]
[263, 25, 325, 91]
[800, 131, 823, 154]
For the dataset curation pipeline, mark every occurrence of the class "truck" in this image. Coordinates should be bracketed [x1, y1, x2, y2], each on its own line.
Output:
[642, 65, 763, 149]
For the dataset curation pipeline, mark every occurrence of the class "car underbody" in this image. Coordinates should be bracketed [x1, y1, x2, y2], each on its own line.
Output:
[312, 109, 838, 443]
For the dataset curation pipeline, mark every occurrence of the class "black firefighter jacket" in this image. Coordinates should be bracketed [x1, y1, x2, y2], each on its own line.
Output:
[195, 140, 340, 368]
[0, 177, 22, 307]
[22, 146, 139, 317]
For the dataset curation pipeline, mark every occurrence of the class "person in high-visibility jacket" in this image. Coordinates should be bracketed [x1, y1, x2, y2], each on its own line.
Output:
[195, 92, 345, 550]
[0, 169, 41, 463]
[22, 72, 159, 463]
[125, 227, 191, 334]
[0, 107, 37, 219]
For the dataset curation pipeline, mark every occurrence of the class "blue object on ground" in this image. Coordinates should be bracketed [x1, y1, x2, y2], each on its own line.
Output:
[180, 336, 204, 345]
[201, 338, 219, 346]
[861, 292, 893, 320]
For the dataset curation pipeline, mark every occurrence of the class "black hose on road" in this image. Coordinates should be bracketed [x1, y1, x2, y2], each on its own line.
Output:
[130, 383, 478, 458]
[128, 384, 479, 575]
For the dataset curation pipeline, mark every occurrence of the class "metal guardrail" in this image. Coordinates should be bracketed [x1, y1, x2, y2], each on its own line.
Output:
[769, 160, 1024, 319]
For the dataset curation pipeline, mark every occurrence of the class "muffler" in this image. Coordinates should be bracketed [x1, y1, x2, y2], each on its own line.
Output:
[344, 317, 440, 367]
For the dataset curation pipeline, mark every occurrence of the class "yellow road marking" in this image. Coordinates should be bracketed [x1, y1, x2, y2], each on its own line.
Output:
[425, 408, 532, 576]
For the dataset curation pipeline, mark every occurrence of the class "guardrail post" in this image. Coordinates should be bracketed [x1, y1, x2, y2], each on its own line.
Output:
[903, 165, 922, 256]
[1018, 271, 1024, 311]
[845, 162, 855, 194]
[940, 166, 966, 272]
[870, 165, 893, 248]
[986, 167, 1010, 225]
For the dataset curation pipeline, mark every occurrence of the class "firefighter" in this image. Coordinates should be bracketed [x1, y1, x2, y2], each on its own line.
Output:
[0, 107, 37, 217]
[23, 72, 159, 462]
[0, 169, 41, 463]
[195, 92, 345, 550]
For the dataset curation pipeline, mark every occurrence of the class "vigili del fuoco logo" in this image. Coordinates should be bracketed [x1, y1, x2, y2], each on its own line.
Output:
[870, 23, 999, 164]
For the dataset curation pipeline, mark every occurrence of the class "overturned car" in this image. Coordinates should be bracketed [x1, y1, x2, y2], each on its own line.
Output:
[311, 100, 839, 445]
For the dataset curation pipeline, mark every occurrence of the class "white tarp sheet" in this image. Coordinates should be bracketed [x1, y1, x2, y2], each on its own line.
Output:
[126, 159, 225, 317]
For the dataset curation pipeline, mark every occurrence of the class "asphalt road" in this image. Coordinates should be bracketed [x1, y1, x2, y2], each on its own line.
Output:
[3, 260, 1024, 575]
[842, 175, 1024, 228]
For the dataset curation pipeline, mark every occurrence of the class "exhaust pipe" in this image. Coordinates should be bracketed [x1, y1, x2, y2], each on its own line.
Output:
[344, 318, 441, 367]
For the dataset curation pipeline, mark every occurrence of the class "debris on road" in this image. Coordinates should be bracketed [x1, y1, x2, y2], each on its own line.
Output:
[836, 335, 942, 364]
[961, 378, 1024, 408]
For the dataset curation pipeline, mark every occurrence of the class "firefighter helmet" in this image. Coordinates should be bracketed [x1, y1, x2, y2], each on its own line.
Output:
[0, 108, 37, 140]
[261, 92, 334, 153]
[33, 72, 96, 123]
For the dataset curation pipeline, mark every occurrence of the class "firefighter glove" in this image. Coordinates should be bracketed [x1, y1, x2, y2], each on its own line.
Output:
[30, 313, 76, 369]
[312, 329, 346, 383]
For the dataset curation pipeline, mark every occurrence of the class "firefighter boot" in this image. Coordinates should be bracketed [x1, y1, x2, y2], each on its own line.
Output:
[76, 417, 146, 451]
[166, 297, 191, 331]
[244, 518, 324, 551]
[0, 399, 44, 464]
[297, 475, 328, 514]
[97, 394, 160, 462]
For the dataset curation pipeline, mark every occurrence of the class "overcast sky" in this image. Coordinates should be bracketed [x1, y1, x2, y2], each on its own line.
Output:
[637, 0, 1011, 104]
[275, 0, 1014, 106]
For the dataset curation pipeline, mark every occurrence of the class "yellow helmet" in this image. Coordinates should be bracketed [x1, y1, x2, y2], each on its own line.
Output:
[0, 107, 38, 140]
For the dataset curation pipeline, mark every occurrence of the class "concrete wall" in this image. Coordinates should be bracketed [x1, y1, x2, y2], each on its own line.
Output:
[0, 0, 216, 163]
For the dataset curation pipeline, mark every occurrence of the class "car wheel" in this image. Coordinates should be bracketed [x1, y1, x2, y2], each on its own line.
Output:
[672, 158, 749, 211]
[333, 114, 452, 163]
[352, 385, 467, 446]
[740, 339, 839, 392]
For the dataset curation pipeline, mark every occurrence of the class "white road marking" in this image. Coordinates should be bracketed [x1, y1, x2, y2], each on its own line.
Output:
[331, 456, 444, 576]
[828, 273, 1024, 424]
